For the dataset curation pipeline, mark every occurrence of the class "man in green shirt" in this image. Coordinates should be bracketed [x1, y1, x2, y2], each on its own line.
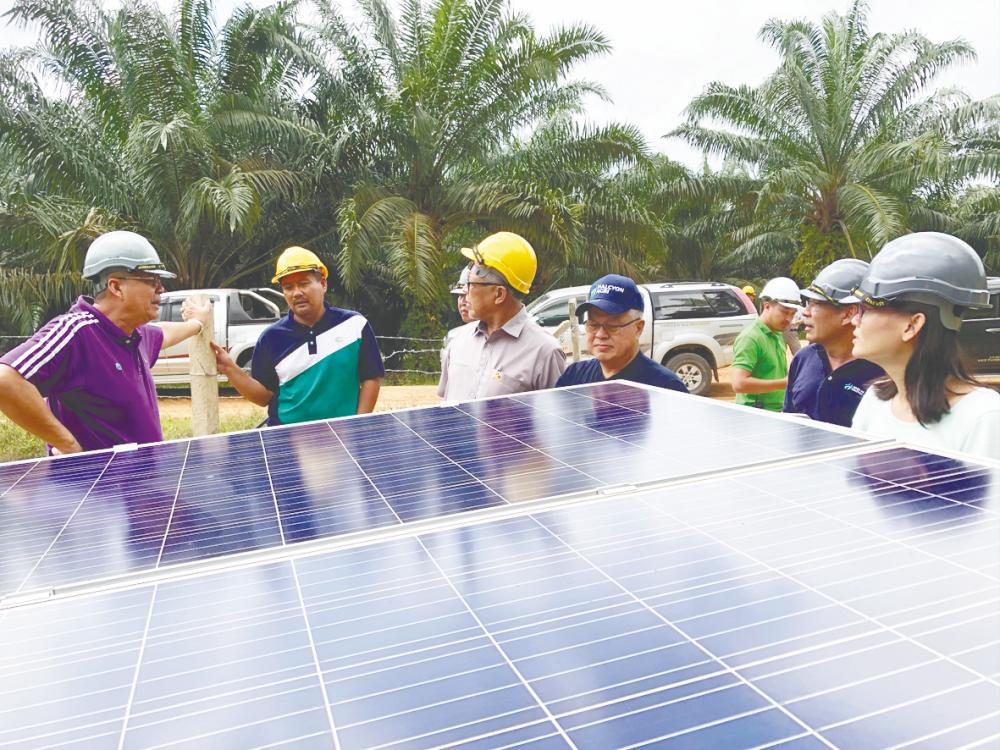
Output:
[731, 276, 801, 410]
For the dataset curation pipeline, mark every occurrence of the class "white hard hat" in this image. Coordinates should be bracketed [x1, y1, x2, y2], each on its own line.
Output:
[450, 266, 471, 295]
[760, 277, 802, 310]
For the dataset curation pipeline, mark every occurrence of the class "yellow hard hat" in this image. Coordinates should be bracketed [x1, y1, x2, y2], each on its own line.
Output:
[742, 284, 756, 297]
[460, 232, 537, 294]
[272, 246, 328, 283]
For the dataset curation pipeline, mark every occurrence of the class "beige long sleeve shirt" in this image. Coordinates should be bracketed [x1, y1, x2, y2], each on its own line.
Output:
[438, 306, 567, 401]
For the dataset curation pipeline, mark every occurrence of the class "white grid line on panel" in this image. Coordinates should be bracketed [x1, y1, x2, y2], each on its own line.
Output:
[524, 517, 840, 748]
[750, 478, 1000, 582]
[0, 459, 39, 498]
[321, 425, 573, 749]
[115, 586, 158, 750]
[389, 412, 509, 505]
[154, 442, 192, 569]
[13, 453, 116, 596]
[636, 499, 1000, 688]
[887, 709, 1000, 750]
[816, 677, 987, 732]
[262, 429, 340, 750]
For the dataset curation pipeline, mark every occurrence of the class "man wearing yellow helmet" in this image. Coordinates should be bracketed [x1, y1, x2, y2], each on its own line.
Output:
[438, 232, 566, 400]
[213, 246, 384, 424]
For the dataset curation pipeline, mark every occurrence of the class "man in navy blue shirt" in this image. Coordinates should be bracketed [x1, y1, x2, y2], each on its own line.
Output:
[784, 259, 884, 427]
[556, 274, 688, 393]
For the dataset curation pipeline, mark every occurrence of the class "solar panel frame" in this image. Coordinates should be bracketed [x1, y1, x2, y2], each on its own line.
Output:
[1, 444, 996, 749]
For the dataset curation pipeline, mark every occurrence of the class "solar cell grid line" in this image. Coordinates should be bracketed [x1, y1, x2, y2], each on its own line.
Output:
[261, 422, 353, 749]
[735, 451, 1000, 582]
[16, 441, 189, 596]
[609, 490, 999, 739]
[524, 512, 1000, 746]
[0, 458, 38, 497]
[116, 562, 339, 750]
[554, 381, 871, 459]
[417, 515, 825, 749]
[394, 405, 604, 505]
[263, 422, 400, 543]
[0, 449, 115, 602]
[497, 384, 870, 484]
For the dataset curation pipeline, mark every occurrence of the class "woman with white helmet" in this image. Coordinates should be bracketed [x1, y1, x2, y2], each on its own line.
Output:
[846, 232, 999, 460]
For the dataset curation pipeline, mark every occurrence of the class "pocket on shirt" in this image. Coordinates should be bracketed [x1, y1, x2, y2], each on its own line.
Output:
[489, 371, 531, 396]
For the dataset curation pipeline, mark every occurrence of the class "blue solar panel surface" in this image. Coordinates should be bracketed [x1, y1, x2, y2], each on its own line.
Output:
[1, 443, 996, 749]
[0, 382, 872, 601]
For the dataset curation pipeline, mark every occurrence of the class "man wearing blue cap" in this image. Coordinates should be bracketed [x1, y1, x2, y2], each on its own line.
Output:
[556, 275, 688, 392]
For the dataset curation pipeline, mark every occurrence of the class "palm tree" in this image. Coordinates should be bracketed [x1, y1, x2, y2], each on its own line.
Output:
[671, 0, 1000, 281]
[0, 0, 321, 286]
[307, 0, 652, 303]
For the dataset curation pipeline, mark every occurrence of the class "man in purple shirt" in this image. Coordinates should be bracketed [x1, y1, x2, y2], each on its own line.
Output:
[0, 231, 210, 454]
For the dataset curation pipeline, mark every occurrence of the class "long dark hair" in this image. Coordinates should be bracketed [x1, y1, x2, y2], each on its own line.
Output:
[871, 300, 982, 425]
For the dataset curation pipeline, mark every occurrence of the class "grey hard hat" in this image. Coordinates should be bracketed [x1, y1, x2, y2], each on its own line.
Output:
[801, 259, 870, 304]
[842, 232, 989, 331]
[82, 231, 177, 281]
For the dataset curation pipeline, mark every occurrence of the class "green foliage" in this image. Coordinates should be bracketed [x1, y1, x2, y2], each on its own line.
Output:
[0, 267, 88, 344]
[310, 0, 651, 304]
[0, 0, 320, 286]
[791, 223, 852, 286]
[670, 0, 999, 273]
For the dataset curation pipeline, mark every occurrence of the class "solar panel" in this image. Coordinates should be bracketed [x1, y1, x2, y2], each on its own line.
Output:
[0, 382, 877, 603]
[1, 431, 996, 748]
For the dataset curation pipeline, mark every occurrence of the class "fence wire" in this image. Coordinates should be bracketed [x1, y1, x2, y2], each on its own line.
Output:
[0, 334, 444, 376]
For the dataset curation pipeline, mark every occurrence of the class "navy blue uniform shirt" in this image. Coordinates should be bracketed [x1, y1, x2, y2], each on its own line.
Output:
[783, 344, 884, 427]
[556, 352, 689, 393]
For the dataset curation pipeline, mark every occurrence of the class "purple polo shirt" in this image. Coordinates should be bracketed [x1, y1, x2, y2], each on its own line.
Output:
[0, 296, 164, 452]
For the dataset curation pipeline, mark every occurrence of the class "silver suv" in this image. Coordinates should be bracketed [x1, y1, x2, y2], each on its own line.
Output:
[526, 281, 757, 395]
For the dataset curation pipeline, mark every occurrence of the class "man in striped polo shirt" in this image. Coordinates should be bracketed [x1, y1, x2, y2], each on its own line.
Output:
[212, 246, 384, 426]
[0, 231, 210, 454]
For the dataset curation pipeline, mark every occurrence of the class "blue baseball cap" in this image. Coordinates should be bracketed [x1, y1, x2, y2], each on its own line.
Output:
[576, 274, 644, 319]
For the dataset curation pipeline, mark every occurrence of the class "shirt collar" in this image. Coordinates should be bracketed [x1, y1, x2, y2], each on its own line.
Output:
[475, 305, 529, 338]
[74, 296, 143, 346]
[754, 318, 782, 337]
[285, 302, 332, 332]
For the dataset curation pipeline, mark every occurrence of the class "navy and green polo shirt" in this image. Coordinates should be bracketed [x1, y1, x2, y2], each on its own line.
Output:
[251, 305, 385, 426]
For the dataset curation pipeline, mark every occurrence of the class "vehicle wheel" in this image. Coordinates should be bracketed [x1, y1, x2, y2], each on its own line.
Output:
[236, 349, 254, 375]
[665, 352, 712, 396]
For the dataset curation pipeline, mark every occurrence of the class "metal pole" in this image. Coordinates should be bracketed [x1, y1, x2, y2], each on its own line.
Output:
[188, 294, 219, 436]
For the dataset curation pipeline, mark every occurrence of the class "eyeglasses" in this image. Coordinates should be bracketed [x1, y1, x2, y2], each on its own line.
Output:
[464, 281, 502, 288]
[585, 318, 641, 334]
[111, 275, 164, 289]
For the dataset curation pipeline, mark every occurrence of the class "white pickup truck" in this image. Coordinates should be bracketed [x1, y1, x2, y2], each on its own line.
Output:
[150, 288, 285, 384]
[525, 281, 757, 395]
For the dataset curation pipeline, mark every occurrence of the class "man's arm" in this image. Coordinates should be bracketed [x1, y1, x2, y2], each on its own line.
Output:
[357, 378, 380, 413]
[210, 342, 274, 407]
[0, 365, 82, 454]
[159, 298, 213, 351]
[731, 367, 787, 394]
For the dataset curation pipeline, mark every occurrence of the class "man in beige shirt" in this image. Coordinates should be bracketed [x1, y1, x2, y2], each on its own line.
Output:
[438, 232, 566, 401]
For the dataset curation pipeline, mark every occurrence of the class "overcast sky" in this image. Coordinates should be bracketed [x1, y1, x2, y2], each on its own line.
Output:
[1, 0, 997, 167]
